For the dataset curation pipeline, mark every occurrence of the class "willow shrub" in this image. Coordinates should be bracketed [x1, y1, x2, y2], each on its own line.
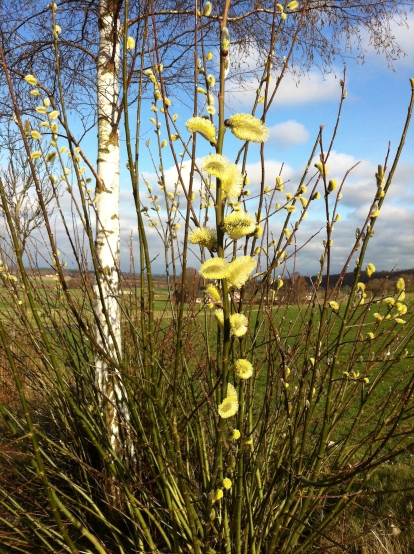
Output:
[1, 3, 414, 553]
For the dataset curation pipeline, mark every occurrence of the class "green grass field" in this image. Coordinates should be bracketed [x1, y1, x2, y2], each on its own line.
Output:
[1, 277, 413, 552]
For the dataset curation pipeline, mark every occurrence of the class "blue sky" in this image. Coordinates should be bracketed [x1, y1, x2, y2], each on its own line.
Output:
[31, 12, 413, 279]
[114, 12, 413, 278]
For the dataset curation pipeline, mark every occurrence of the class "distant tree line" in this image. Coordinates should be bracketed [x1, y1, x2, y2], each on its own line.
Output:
[316, 268, 414, 292]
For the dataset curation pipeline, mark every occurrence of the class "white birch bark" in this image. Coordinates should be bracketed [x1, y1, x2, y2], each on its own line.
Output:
[95, 0, 125, 453]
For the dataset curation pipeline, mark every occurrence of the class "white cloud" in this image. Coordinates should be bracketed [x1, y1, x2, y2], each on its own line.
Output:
[268, 120, 309, 149]
[306, 152, 414, 213]
[227, 70, 341, 110]
[19, 146, 413, 278]
[277, 199, 414, 277]
[273, 71, 341, 106]
[242, 151, 414, 276]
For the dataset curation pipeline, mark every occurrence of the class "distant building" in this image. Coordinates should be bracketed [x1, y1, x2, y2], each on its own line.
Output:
[171, 289, 189, 303]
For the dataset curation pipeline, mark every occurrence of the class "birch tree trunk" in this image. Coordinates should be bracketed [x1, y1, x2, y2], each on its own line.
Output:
[95, 0, 124, 453]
